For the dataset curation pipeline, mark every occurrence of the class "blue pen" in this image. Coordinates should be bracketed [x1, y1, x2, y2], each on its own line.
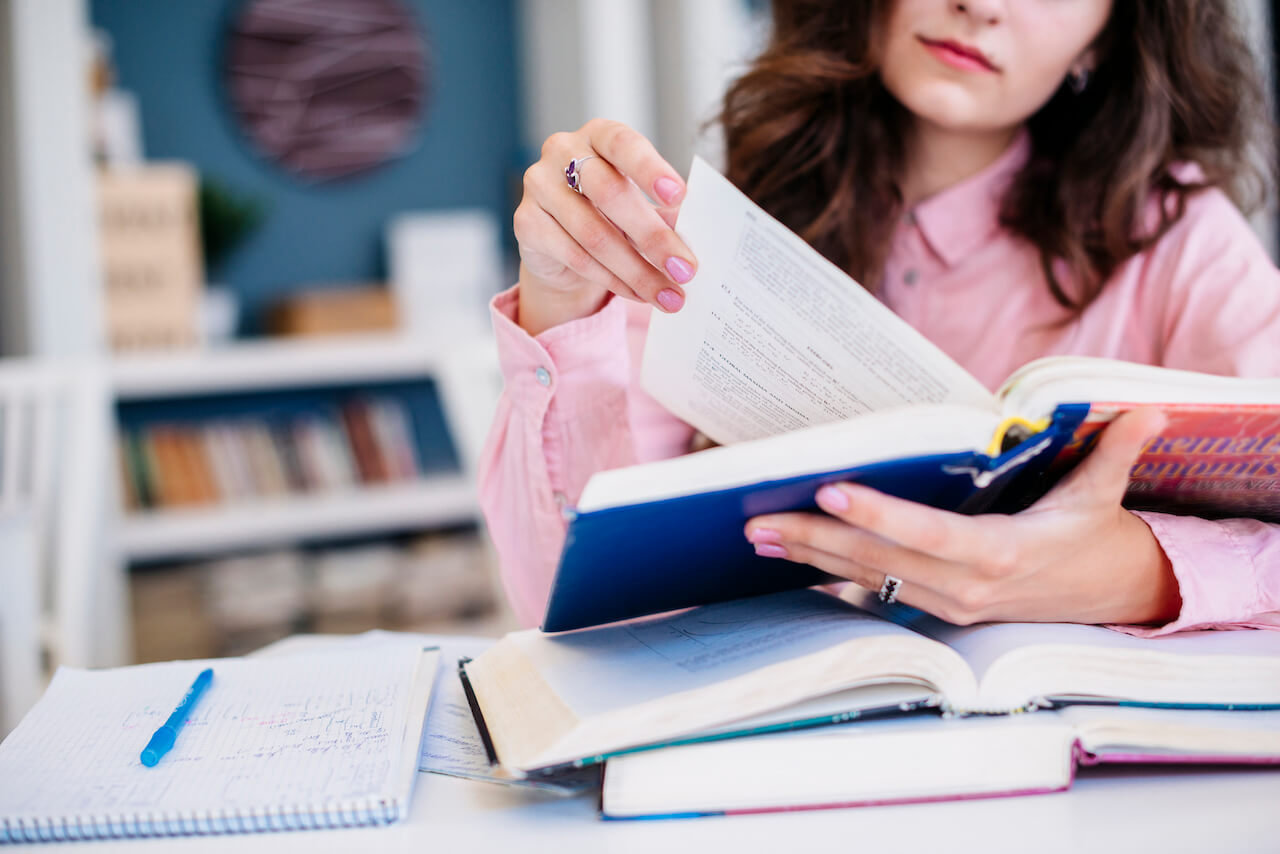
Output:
[140, 667, 213, 767]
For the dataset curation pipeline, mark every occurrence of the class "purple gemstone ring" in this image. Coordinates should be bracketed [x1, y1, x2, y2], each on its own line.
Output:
[564, 155, 599, 194]
[878, 574, 903, 605]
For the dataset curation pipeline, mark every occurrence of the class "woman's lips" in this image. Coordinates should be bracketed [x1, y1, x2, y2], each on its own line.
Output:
[918, 37, 999, 73]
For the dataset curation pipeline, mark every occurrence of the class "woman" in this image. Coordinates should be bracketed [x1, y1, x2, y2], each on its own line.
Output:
[482, 0, 1280, 632]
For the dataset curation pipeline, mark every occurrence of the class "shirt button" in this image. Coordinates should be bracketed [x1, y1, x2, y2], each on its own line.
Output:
[903, 269, 919, 286]
[535, 367, 551, 387]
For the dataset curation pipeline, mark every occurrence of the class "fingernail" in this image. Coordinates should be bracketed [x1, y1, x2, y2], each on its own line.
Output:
[755, 543, 788, 559]
[656, 288, 684, 312]
[747, 527, 782, 545]
[816, 485, 850, 512]
[654, 176, 683, 205]
[665, 257, 694, 284]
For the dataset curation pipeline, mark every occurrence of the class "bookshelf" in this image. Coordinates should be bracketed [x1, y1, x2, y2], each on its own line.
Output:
[112, 331, 498, 564]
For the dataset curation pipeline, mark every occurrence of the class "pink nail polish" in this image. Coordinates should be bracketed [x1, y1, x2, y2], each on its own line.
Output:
[665, 257, 694, 284]
[654, 176, 682, 205]
[656, 288, 684, 312]
[755, 543, 788, 559]
[817, 485, 850, 512]
[747, 528, 782, 544]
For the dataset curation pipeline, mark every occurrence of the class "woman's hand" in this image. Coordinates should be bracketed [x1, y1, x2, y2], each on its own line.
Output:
[514, 119, 697, 336]
[744, 408, 1183, 626]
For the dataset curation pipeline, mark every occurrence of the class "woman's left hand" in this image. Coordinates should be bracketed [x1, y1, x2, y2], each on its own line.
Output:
[744, 408, 1182, 626]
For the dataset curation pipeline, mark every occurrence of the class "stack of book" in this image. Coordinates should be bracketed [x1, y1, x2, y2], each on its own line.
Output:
[117, 396, 422, 510]
[460, 588, 1280, 819]
[457, 158, 1280, 818]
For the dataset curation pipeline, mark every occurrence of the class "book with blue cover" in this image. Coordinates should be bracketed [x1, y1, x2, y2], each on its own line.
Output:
[539, 157, 1280, 633]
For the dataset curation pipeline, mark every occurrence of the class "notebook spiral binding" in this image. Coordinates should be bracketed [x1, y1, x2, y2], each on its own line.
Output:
[1, 796, 401, 842]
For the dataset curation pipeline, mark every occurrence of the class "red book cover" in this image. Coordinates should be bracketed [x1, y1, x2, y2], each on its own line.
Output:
[1053, 402, 1280, 522]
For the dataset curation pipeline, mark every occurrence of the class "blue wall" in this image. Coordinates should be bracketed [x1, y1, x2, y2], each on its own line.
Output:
[91, 0, 522, 334]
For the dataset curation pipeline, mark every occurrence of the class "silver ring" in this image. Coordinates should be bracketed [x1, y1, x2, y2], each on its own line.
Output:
[878, 574, 903, 605]
[565, 155, 598, 194]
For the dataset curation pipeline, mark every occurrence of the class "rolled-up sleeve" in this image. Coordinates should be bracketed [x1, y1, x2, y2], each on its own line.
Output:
[1117, 512, 1280, 636]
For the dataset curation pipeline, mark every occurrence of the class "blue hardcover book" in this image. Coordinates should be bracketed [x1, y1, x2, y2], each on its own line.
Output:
[542, 403, 1089, 632]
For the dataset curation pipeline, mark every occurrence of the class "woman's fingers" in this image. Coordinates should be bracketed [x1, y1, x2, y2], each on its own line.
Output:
[530, 166, 677, 309]
[582, 119, 685, 206]
[1039, 408, 1168, 510]
[765, 539, 988, 625]
[512, 201, 642, 302]
[746, 514, 960, 595]
[530, 123, 696, 311]
[570, 155, 697, 300]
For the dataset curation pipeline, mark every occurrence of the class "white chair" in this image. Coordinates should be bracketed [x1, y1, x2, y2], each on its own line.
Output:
[0, 358, 128, 734]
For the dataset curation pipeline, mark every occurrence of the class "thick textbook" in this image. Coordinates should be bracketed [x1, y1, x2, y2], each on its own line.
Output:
[540, 157, 1280, 632]
[600, 705, 1280, 819]
[463, 589, 1280, 777]
[0, 640, 439, 843]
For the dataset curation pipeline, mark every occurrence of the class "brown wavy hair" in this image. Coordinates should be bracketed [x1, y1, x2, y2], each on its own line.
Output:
[719, 0, 1274, 311]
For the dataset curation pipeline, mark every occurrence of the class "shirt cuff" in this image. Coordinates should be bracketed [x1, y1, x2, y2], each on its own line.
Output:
[489, 284, 632, 417]
[1111, 511, 1263, 637]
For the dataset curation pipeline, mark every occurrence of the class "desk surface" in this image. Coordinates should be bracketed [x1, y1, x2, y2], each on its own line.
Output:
[12, 633, 1280, 852]
[17, 763, 1280, 854]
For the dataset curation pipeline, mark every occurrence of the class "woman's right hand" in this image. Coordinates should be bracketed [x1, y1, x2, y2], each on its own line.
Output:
[514, 119, 698, 336]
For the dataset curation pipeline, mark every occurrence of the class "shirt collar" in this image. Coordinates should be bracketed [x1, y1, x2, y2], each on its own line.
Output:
[909, 129, 1031, 268]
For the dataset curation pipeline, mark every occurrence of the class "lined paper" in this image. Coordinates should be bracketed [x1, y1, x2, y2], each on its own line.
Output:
[0, 644, 431, 826]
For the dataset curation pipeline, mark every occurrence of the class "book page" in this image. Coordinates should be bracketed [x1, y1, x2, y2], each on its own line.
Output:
[511, 589, 928, 719]
[641, 156, 995, 445]
[1063, 705, 1280, 758]
[846, 588, 1280, 708]
[0, 644, 429, 822]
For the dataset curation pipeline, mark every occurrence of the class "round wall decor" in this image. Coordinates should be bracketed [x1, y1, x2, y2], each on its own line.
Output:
[226, 0, 428, 182]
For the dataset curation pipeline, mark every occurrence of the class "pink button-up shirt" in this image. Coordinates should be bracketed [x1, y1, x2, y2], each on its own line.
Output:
[479, 135, 1280, 633]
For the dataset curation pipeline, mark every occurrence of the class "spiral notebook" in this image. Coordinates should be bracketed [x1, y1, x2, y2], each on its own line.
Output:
[0, 640, 440, 843]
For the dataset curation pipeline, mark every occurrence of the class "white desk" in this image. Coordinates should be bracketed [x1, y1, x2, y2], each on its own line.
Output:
[15, 763, 1279, 853]
[12, 633, 1280, 852]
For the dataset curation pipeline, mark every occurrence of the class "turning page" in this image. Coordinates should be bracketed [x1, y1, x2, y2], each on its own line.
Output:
[641, 156, 994, 445]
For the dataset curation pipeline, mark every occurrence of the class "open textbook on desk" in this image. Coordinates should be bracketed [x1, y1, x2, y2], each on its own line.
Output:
[541, 156, 1280, 632]
[463, 589, 1280, 778]
[0, 638, 438, 843]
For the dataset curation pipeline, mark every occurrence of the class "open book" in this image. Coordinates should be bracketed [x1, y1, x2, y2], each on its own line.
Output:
[540, 157, 1280, 632]
[0, 639, 439, 843]
[600, 705, 1280, 819]
[462, 589, 1280, 777]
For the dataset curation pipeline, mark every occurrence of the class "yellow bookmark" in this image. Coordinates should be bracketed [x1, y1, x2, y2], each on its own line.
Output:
[986, 415, 1051, 457]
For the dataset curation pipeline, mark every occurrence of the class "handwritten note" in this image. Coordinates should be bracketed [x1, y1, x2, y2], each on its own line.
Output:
[0, 644, 429, 822]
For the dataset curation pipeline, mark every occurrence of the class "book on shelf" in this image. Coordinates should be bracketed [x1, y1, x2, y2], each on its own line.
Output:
[540, 157, 1280, 632]
[0, 637, 439, 842]
[342, 399, 390, 483]
[461, 588, 1280, 778]
[599, 704, 1280, 819]
[116, 396, 428, 512]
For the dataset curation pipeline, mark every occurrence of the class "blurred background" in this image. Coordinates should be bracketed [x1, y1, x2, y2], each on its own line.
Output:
[0, 0, 766, 735]
[0, 0, 1274, 735]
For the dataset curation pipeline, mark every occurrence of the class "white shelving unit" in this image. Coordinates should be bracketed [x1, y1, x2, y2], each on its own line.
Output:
[112, 333, 441, 400]
[112, 332, 496, 564]
[119, 477, 477, 563]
